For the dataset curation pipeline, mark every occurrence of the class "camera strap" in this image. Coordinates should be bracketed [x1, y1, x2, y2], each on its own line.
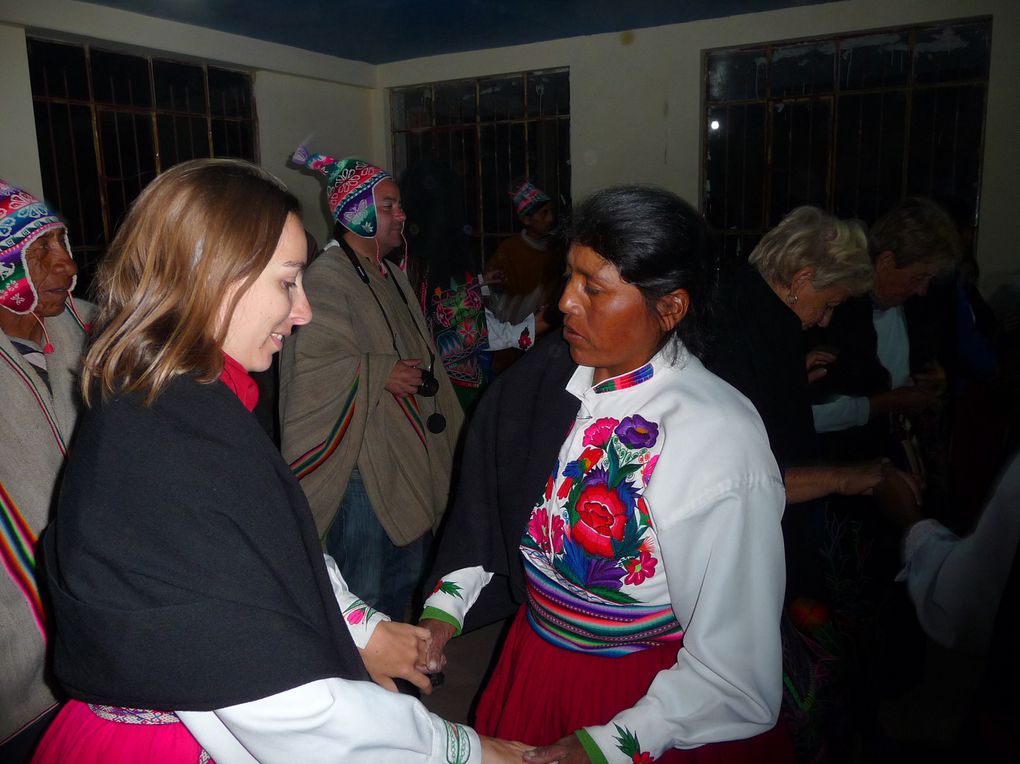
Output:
[335, 238, 435, 373]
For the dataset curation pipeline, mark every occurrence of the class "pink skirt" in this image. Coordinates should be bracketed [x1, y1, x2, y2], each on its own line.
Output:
[475, 606, 795, 763]
[32, 700, 212, 764]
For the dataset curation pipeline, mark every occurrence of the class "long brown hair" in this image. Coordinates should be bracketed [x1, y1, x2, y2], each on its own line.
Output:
[83, 159, 300, 405]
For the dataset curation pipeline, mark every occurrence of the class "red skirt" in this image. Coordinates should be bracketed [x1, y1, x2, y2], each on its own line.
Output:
[32, 700, 211, 764]
[476, 606, 795, 763]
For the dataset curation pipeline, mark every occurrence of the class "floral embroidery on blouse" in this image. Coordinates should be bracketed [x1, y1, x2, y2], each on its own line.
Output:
[614, 724, 655, 763]
[432, 579, 464, 599]
[342, 598, 378, 625]
[442, 720, 473, 763]
[523, 415, 661, 605]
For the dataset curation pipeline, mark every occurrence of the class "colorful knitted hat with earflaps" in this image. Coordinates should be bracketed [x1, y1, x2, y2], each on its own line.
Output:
[291, 146, 391, 239]
[0, 180, 73, 316]
[511, 181, 551, 218]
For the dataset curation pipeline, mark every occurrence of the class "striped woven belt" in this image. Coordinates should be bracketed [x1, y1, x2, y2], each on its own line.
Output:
[524, 556, 683, 656]
[88, 705, 180, 725]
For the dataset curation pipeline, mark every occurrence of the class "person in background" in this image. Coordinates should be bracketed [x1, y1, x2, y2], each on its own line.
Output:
[484, 181, 564, 370]
[282, 148, 463, 621]
[422, 186, 795, 763]
[809, 197, 961, 462]
[32, 158, 527, 764]
[703, 206, 922, 762]
[0, 180, 92, 762]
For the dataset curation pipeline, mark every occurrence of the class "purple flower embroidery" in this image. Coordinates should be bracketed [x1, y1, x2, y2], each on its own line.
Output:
[615, 415, 659, 450]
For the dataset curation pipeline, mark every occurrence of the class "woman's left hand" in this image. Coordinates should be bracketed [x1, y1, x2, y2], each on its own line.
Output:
[359, 620, 433, 694]
[523, 734, 591, 763]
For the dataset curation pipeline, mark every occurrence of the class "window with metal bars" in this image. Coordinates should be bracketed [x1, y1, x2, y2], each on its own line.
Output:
[390, 69, 570, 271]
[703, 18, 991, 266]
[27, 37, 258, 294]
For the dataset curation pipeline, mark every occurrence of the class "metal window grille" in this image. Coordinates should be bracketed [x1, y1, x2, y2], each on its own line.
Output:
[702, 18, 991, 265]
[391, 69, 570, 271]
[27, 38, 258, 294]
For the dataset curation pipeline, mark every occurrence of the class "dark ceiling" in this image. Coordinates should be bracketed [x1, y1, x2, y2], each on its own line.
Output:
[81, 0, 834, 64]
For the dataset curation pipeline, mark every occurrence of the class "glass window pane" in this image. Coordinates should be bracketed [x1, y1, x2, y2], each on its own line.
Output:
[914, 22, 992, 85]
[770, 41, 835, 97]
[391, 86, 432, 131]
[28, 39, 89, 100]
[153, 60, 206, 114]
[704, 103, 766, 232]
[839, 31, 911, 90]
[208, 67, 253, 118]
[478, 75, 524, 121]
[212, 118, 255, 160]
[768, 99, 832, 224]
[706, 49, 767, 102]
[528, 70, 570, 117]
[98, 110, 155, 229]
[157, 114, 210, 168]
[834, 92, 907, 223]
[433, 81, 476, 126]
[34, 101, 103, 250]
[91, 49, 151, 107]
[907, 84, 985, 206]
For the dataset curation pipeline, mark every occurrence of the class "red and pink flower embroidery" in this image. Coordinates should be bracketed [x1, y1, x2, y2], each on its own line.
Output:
[582, 417, 619, 448]
[527, 507, 566, 554]
[623, 550, 658, 586]
[574, 480, 630, 558]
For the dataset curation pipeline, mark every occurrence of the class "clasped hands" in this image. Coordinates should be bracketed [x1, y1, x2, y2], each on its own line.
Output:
[360, 619, 591, 762]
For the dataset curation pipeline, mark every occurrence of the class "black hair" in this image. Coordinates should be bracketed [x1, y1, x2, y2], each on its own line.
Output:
[564, 185, 716, 358]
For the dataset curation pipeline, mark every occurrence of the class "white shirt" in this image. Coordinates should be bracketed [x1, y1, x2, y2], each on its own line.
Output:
[177, 555, 480, 763]
[897, 452, 1020, 652]
[812, 304, 911, 433]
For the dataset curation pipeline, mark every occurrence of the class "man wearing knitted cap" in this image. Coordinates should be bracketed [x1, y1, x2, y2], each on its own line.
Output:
[281, 150, 463, 622]
[0, 180, 93, 759]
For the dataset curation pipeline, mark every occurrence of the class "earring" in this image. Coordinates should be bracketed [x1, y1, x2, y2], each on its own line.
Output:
[786, 292, 799, 305]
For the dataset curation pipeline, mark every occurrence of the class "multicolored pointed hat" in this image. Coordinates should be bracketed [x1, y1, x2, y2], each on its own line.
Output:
[0, 180, 71, 315]
[511, 181, 551, 218]
[291, 146, 391, 239]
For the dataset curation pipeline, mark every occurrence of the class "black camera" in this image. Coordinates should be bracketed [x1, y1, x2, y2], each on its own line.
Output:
[417, 367, 440, 397]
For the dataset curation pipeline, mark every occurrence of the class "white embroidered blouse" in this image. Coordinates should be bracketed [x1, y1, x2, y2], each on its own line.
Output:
[422, 351, 787, 762]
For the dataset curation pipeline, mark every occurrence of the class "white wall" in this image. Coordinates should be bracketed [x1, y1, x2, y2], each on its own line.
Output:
[255, 72, 375, 245]
[0, 23, 45, 196]
[377, 0, 1020, 294]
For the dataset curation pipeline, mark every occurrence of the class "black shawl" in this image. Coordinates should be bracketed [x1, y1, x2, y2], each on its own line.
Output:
[428, 333, 579, 630]
[43, 375, 369, 711]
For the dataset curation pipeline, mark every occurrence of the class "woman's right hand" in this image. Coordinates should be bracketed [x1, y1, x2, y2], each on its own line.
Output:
[481, 736, 532, 762]
[833, 461, 884, 496]
[418, 618, 457, 674]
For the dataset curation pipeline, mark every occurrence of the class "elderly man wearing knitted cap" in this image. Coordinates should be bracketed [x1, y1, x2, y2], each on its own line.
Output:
[281, 149, 463, 622]
[0, 180, 93, 759]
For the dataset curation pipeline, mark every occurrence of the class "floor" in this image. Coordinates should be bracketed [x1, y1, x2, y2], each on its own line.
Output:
[419, 619, 508, 725]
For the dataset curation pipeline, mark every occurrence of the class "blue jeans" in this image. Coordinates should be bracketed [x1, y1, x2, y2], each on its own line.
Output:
[325, 469, 430, 621]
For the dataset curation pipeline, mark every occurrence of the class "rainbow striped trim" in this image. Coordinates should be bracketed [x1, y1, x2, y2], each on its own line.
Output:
[393, 393, 427, 450]
[0, 480, 46, 638]
[593, 362, 654, 395]
[523, 556, 682, 656]
[0, 345, 66, 455]
[290, 374, 359, 480]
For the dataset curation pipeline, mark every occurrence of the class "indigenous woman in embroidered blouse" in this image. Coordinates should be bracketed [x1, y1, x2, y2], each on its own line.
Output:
[33, 159, 527, 764]
[421, 186, 796, 763]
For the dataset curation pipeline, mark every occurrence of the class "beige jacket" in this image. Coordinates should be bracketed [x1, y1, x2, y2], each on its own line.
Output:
[0, 301, 92, 741]
[280, 244, 463, 545]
